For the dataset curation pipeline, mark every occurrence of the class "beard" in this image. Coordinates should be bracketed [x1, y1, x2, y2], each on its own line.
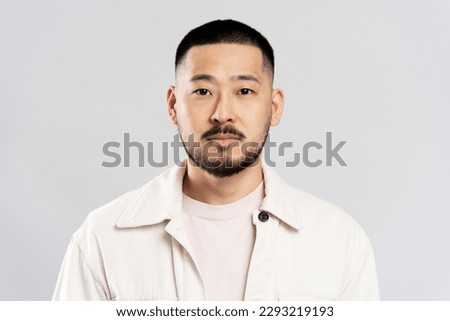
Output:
[179, 121, 270, 178]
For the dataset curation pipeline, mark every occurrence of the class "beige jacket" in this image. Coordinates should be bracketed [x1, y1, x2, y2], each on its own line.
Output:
[53, 161, 379, 300]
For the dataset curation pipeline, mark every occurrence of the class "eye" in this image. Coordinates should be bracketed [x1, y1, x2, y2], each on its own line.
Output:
[194, 88, 211, 96]
[238, 88, 253, 95]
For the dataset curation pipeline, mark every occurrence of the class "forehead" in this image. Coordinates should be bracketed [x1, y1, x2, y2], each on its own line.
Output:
[176, 43, 266, 81]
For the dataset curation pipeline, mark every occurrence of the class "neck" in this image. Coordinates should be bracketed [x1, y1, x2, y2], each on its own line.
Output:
[182, 159, 264, 205]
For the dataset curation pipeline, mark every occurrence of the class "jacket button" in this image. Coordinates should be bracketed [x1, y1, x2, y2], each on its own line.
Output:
[258, 211, 269, 222]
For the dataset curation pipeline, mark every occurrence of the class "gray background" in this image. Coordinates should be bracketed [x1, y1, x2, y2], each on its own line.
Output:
[1, 0, 449, 300]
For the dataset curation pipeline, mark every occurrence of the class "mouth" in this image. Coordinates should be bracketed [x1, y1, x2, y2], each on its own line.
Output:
[207, 134, 241, 140]
[206, 135, 241, 146]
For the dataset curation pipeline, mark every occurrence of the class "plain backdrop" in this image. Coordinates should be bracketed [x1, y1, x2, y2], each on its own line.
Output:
[1, 0, 449, 300]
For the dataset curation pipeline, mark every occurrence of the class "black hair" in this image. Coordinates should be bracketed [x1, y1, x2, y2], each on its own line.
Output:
[175, 19, 274, 79]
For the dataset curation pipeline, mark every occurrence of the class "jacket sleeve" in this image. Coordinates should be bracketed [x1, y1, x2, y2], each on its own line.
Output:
[52, 236, 109, 300]
[340, 239, 380, 300]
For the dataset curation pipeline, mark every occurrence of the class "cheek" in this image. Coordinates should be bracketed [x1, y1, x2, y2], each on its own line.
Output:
[244, 102, 272, 124]
[176, 107, 207, 137]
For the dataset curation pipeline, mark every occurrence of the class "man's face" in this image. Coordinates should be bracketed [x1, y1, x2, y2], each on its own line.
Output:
[167, 43, 283, 177]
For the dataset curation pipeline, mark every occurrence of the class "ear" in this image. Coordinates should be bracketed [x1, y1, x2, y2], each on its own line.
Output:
[270, 88, 285, 126]
[166, 86, 177, 124]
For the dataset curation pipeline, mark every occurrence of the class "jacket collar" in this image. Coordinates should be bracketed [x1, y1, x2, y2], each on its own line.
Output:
[116, 159, 302, 230]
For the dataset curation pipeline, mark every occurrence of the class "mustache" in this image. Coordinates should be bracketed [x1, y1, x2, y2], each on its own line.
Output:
[201, 125, 246, 140]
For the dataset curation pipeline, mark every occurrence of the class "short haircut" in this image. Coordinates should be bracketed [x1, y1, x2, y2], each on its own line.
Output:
[175, 19, 274, 80]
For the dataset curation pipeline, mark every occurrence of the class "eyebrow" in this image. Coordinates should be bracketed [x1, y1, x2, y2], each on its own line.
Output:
[190, 74, 216, 82]
[190, 73, 261, 85]
[232, 74, 261, 85]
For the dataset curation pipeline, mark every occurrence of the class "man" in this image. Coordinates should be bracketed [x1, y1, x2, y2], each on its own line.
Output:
[53, 19, 379, 300]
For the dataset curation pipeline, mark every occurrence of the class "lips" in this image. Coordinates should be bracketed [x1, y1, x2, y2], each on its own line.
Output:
[206, 135, 241, 147]
[207, 134, 241, 140]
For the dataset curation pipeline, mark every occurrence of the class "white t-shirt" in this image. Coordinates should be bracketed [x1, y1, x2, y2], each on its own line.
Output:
[182, 182, 264, 300]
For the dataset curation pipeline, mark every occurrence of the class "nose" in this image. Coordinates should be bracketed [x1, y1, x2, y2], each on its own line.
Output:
[210, 94, 236, 124]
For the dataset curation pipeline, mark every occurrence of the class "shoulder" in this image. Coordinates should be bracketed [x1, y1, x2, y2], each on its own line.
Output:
[263, 164, 370, 242]
[73, 188, 139, 241]
[72, 165, 183, 241]
[287, 184, 371, 245]
[294, 188, 353, 223]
